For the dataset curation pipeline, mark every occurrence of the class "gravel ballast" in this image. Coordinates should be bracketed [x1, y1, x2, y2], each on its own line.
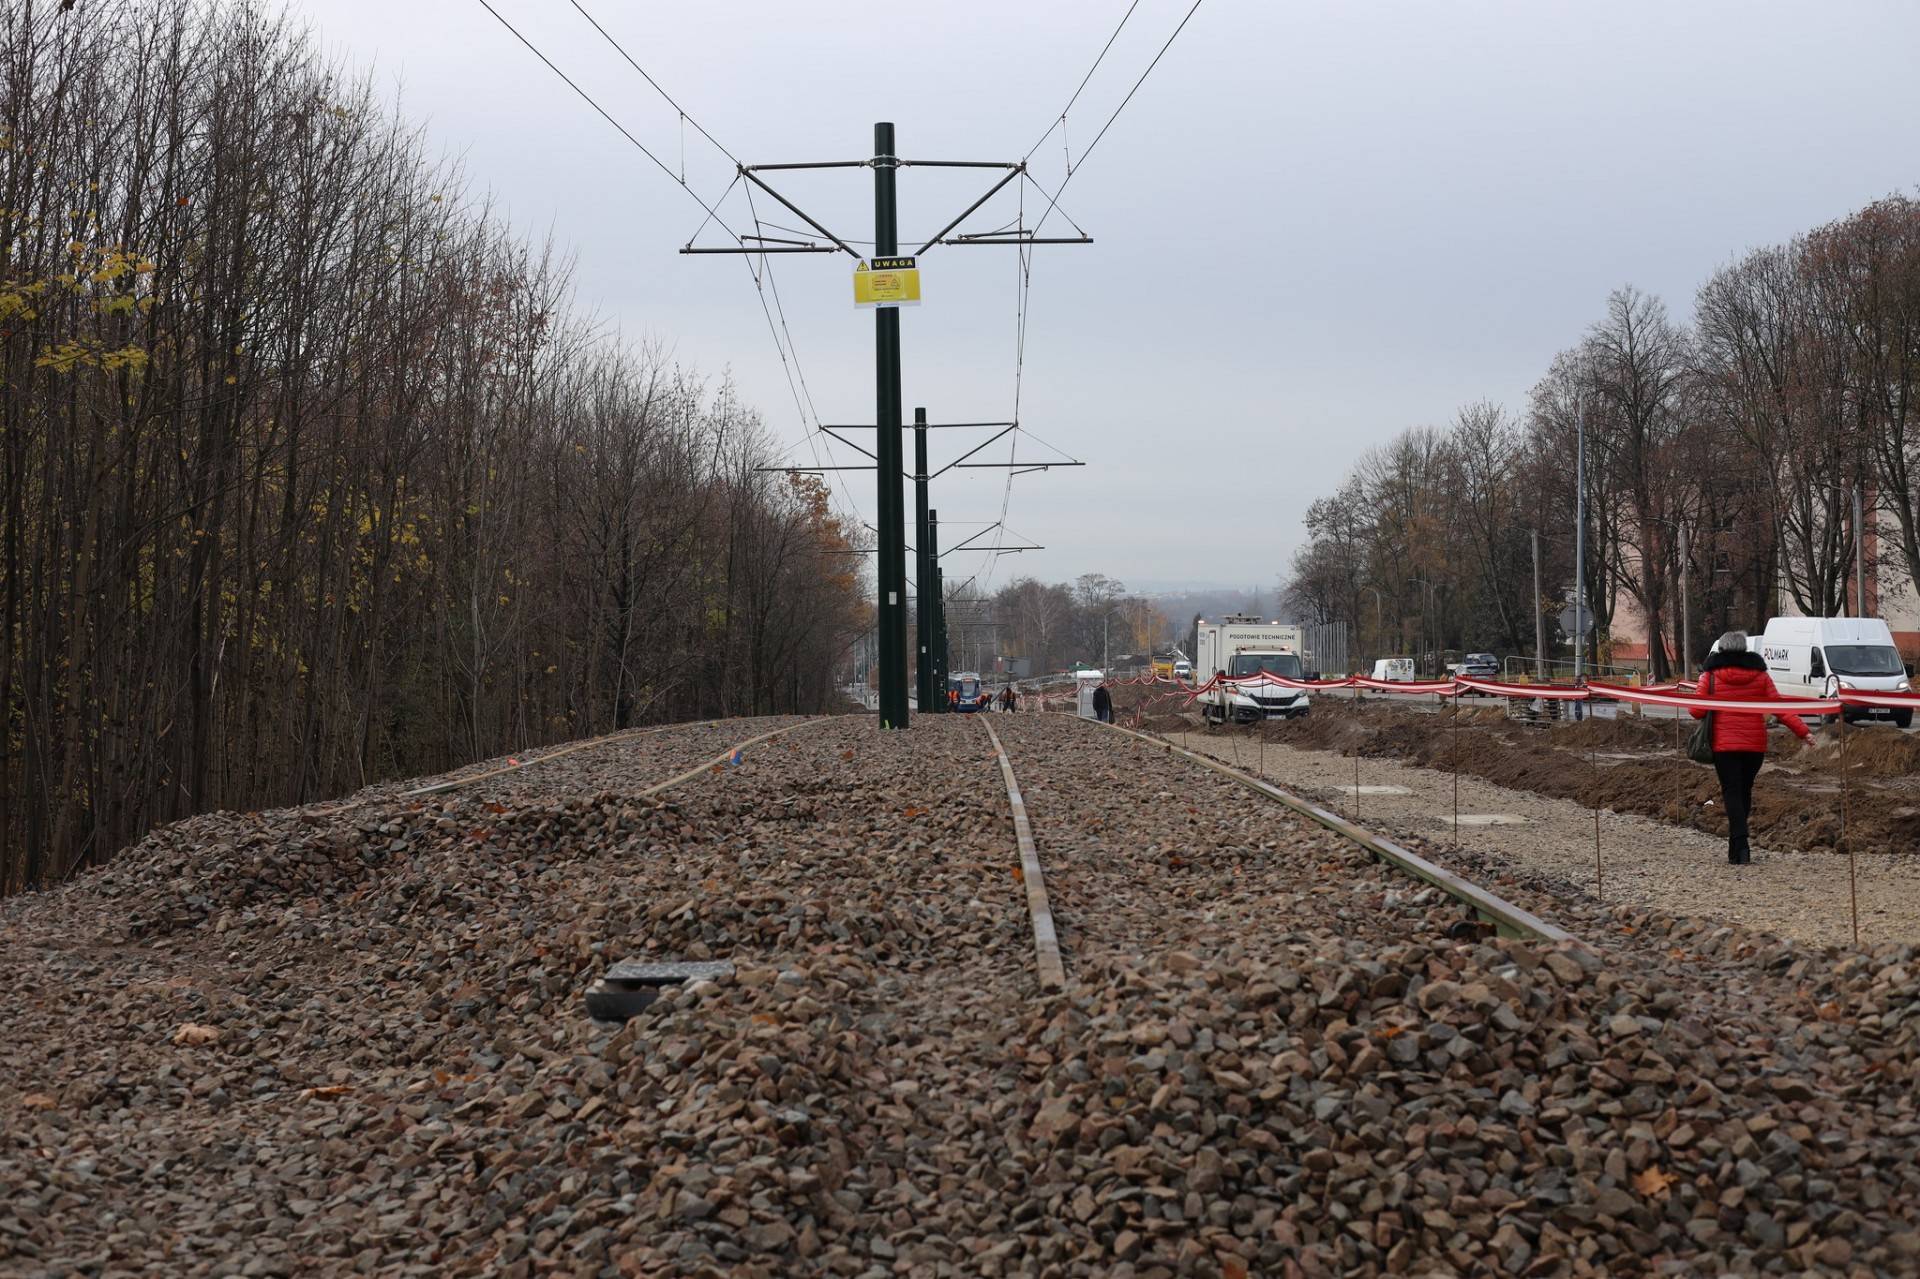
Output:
[4, 712, 1919, 1277]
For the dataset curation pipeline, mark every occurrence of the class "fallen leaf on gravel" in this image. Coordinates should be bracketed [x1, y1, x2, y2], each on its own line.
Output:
[1634, 1166, 1675, 1199]
[1012, 865, 1024, 883]
[173, 1023, 220, 1046]
[483, 801, 507, 814]
[20, 1093, 56, 1110]
[1222, 1259, 1249, 1279]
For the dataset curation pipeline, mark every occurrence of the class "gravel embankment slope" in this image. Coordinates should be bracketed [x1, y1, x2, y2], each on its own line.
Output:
[2, 712, 1918, 1278]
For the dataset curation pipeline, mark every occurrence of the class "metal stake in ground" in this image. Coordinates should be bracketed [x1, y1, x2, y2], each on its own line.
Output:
[1591, 738, 1602, 898]
[1354, 746, 1361, 822]
[1452, 690, 1461, 851]
[1844, 711, 1858, 944]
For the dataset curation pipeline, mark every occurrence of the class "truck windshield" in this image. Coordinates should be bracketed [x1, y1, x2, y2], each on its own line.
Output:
[1825, 645, 1904, 676]
[1229, 653, 1303, 679]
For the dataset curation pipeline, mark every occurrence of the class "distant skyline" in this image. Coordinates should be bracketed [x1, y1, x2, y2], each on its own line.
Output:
[294, 0, 1920, 592]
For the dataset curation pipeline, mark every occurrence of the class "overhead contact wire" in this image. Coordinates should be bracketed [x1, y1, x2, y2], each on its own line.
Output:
[565, 0, 745, 168]
[1024, 0, 1143, 162]
[553, 0, 865, 531]
[1032, 0, 1205, 238]
[472, 0, 742, 243]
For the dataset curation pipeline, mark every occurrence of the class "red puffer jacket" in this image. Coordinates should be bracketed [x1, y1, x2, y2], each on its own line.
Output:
[1690, 651, 1810, 753]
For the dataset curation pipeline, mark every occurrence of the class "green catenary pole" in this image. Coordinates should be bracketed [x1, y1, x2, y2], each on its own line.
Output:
[914, 406, 932, 713]
[872, 122, 910, 729]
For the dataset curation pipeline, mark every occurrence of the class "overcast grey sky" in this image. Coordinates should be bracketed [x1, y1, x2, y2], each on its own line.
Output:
[293, 0, 1920, 595]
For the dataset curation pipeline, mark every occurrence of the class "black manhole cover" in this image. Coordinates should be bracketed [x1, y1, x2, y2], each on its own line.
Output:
[586, 960, 735, 1022]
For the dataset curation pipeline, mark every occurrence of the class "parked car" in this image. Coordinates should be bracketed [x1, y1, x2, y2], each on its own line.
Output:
[1461, 652, 1498, 679]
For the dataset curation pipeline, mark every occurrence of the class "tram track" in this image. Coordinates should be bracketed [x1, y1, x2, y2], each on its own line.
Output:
[17, 713, 1920, 1277]
[978, 717, 1067, 991]
[980, 710, 1581, 986]
[1098, 718, 1577, 945]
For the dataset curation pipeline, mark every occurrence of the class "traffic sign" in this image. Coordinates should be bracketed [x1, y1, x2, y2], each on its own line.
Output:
[853, 256, 921, 308]
[1558, 603, 1594, 634]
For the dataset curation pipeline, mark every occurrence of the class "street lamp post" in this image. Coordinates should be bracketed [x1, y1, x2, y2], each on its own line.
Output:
[1409, 577, 1437, 676]
[1573, 398, 1586, 687]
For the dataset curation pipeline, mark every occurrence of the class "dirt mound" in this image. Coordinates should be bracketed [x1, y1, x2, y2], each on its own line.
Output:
[1785, 725, 1920, 779]
[1136, 713, 1195, 734]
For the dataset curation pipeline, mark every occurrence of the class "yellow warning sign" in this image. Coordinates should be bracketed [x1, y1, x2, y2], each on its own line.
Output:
[853, 256, 921, 308]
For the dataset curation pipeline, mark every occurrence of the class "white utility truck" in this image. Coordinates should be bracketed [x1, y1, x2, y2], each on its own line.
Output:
[1757, 616, 1913, 727]
[1194, 615, 1310, 723]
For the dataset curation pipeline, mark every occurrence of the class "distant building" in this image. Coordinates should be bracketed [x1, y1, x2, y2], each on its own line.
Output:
[1601, 509, 1920, 670]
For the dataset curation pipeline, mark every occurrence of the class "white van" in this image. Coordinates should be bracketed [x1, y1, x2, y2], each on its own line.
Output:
[1370, 656, 1416, 682]
[1757, 616, 1913, 727]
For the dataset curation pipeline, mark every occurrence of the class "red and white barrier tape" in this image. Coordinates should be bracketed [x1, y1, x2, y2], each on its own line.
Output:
[1084, 667, 1899, 716]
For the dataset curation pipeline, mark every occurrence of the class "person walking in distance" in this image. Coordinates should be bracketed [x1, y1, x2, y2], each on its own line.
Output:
[1691, 630, 1811, 865]
[1092, 682, 1113, 724]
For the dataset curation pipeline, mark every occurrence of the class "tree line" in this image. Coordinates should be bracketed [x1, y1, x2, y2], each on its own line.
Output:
[982, 573, 1173, 674]
[0, 1, 866, 891]
[1286, 194, 1920, 682]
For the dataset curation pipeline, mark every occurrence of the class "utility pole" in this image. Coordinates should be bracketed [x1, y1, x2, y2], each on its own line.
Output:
[928, 509, 947, 706]
[1573, 399, 1587, 687]
[1679, 521, 1692, 679]
[1854, 484, 1867, 618]
[913, 406, 931, 712]
[1532, 528, 1545, 681]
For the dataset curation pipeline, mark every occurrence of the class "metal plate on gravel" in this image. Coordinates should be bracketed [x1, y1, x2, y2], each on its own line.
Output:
[604, 960, 735, 987]
[584, 982, 661, 1021]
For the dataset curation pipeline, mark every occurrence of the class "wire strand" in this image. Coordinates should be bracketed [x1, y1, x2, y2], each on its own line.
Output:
[472, 0, 742, 242]
[565, 0, 744, 168]
[1024, 0, 1143, 161]
[745, 183, 869, 525]
[1033, 0, 1204, 237]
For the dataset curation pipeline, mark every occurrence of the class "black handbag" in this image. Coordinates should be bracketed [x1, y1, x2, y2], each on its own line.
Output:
[1686, 671, 1716, 764]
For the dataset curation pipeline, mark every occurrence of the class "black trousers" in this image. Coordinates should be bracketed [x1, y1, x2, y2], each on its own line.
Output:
[1713, 751, 1765, 854]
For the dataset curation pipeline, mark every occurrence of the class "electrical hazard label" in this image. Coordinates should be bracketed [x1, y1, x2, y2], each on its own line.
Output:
[853, 257, 921, 308]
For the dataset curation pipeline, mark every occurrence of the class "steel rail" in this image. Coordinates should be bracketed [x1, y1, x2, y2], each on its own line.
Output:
[632, 720, 830, 800]
[979, 718, 1068, 991]
[1093, 720, 1578, 946]
[401, 718, 824, 799]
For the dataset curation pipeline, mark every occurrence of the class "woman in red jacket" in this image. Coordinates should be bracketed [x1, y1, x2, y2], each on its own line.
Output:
[1690, 630, 1812, 865]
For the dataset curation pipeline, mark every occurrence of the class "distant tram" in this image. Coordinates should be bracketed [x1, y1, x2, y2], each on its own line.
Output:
[947, 672, 990, 712]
